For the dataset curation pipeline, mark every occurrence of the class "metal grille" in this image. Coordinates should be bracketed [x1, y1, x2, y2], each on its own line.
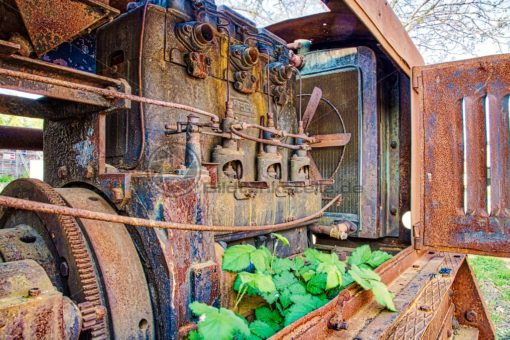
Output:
[302, 70, 359, 215]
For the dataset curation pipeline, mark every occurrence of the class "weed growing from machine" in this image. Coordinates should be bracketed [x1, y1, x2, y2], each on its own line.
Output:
[189, 236, 395, 339]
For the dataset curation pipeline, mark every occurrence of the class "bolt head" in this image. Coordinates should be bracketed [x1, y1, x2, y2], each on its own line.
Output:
[60, 260, 69, 277]
[419, 305, 432, 312]
[28, 287, 41, 297]
[465, 310, 477, 322]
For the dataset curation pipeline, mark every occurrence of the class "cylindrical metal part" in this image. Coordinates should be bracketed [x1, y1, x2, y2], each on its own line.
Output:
[310, 221, 358, 240]
[0, 126, 43, 150]
[194, 23, 215, 45]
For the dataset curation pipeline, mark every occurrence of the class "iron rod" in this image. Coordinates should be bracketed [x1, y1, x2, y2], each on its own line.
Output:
[0, 194, 340, 232]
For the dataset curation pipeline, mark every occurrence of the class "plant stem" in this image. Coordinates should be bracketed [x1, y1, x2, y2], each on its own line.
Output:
[270, 240, 279, 272]
[234, 284, 248, 311]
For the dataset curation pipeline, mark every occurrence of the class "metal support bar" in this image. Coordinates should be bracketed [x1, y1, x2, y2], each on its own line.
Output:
[0, 126, 43, 151]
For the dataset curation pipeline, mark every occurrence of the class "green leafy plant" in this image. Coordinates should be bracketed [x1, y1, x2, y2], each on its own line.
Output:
[189, 243, 394, 340]
[0, 175, 13, 183]
[189, 302, 250, 340]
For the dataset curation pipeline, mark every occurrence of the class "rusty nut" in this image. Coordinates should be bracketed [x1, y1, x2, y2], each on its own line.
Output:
[28, 287, 41, 297]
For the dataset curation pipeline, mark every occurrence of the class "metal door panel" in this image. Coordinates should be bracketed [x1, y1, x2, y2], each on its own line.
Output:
[414, 54, 510, 256]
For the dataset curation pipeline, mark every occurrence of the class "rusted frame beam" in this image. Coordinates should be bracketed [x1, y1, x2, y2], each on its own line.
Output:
[0, 126, 43, 151]
[0, 67, 131, 111]
[333, 0, 425, 76]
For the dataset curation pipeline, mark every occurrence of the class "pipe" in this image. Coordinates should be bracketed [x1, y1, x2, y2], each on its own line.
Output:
[0, 68, 220, 123]
[309, 221, 358, 240]
[235, 123, 315, 143]
[230, 126, 304, 151]
[0, 194, 341, 233]
[0, 126, 43, 151]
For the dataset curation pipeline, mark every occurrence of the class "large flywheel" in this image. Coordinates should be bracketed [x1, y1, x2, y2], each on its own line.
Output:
[0, 179, 154, 339]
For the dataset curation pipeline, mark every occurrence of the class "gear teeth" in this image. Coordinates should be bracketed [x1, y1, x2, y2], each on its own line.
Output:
[27, 180, 107, 339]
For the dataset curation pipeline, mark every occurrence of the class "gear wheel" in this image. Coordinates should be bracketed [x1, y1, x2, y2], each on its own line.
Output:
[0, 179, 107, 339]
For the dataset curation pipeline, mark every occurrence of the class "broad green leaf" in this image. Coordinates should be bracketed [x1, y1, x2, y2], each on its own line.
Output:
[303, 248, 322, 264]
[306, 273, 327, 295]
[272, 257, 293, 274]
[288, 282, 307, 296]
[188, 330, 202, 340]
[367, 250, 393, 268]
[342, 272, 354, 287]
[238, 272, 276, 293]
[284, 294, 327, 326]
[317, 262, 343, 290]
[284, 303, 314, 326]
[299, 267, 316, 282]
[325, 266, 342, 290]
[255, 306, 283, 327]
[371, 281, 396, 312]
[260, 290, 278, 304]
[279, 288, 292, 309]
[249, 320, 276, 339]
[271, 233, 290, 246]
[223, 245, 256, 272]
[326, 286, 342, 299]
[238, 333, 261, 340]
[290, 294, 326, 310]
[348, 265, 372, 290]
[251, 248, 270, 272]
[189, 302, 250, 340]
[233, 274, 259, 295]
[348, 245, 372, 266]
[359, 263, 373, 270]
[273, 270, 298, 290]
[291, 256, 305, 271]
[190, 301, 217, 316]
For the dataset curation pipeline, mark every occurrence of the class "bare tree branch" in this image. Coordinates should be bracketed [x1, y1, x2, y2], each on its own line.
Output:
[216, 0, 510, 63]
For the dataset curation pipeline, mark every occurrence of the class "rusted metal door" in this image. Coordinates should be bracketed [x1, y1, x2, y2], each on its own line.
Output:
[413, 55, 510, 257]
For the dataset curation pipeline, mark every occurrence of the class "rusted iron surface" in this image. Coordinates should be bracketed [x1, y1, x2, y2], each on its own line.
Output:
[0, 191, 340, 232]
[57, 188, 155, 339]
[415, 54, 510, 257]
[0, 225, 61, 291]
[14, 0, 119, 56]
[0, 125, 43, 150]
[0, 179, 107, 338]
[451, 260, 495, 339]
[0, 260, 68, 339]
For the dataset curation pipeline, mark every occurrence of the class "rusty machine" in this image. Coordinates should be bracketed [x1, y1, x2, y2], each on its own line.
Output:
[0, 0, 507, 339]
